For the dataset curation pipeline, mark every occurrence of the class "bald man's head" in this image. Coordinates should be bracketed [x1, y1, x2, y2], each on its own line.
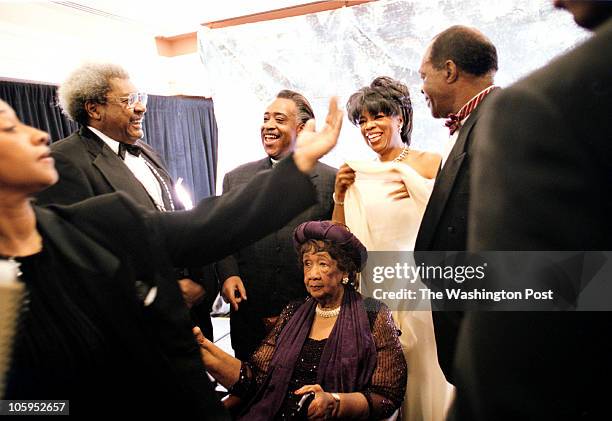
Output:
[429, 25, 498, 77]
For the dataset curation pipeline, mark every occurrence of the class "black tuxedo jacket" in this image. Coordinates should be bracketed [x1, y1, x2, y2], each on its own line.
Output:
[7, 157, 317, 418]
[36, 126, 178, 210]
[415, 92, 497, 252]
[216, 157, 335, 357]
[456, 18, 612, 421]
[35, 127, 218, 336]
[414, 93, 497, 383]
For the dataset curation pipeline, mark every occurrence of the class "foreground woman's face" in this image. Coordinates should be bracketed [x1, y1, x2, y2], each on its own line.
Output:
[0, 100, 58, 194]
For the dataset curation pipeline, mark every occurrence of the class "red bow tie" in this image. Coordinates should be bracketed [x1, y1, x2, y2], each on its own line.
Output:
[444, 85, 499, 135]
[444, 114, 462, 136]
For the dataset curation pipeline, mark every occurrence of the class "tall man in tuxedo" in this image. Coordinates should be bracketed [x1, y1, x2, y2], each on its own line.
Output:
[455, 2, 612, 419]
[414, 26, 499, 383]
[35, 63, 216, 338]
[217, 90, 336, 359]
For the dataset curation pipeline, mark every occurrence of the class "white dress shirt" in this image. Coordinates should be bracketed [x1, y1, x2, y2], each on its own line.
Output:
[88, 126, 165, 210]
[440, 125, 462, 170]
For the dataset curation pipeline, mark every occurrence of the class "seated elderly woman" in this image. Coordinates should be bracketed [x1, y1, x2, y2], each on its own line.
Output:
[194, 220, 407, 420]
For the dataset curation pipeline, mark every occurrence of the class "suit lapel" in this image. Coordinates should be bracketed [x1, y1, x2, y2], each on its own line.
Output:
[139, 142, 165, 170]
[138, 143, 176, 211]
[260, 157, 273, 171]
[265, 156, 318, 181]
[235, 156, 318, 187]
[243, 157, 272, 181]
[416, 109, 480, 249]
[80, 128, 158, 210]
[35, 206, 120, 279]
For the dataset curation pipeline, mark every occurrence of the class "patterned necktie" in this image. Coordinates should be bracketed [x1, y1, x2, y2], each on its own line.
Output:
[445, 85, 498, 135]
[118, 142, 142, 159]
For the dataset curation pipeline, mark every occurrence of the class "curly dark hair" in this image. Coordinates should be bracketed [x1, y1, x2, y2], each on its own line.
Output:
[346, 76, 413, 145]
[429, 25, 498, 76]
[297, 239, 360, 289]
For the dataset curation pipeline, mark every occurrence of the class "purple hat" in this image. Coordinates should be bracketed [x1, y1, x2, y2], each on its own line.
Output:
[293, 221, 368, 271]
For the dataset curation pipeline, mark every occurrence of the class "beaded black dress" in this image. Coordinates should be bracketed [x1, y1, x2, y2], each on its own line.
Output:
[230, 297, 407, 419]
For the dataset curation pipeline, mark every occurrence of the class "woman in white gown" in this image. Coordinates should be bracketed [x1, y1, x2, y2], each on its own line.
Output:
[332, 77, 452, 421]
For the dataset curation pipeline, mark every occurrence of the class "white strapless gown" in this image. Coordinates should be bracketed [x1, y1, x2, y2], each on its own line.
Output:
[344, 160, 453, 421]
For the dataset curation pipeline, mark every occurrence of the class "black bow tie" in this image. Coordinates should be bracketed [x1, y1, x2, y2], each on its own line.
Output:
[118, 142, 142, 159]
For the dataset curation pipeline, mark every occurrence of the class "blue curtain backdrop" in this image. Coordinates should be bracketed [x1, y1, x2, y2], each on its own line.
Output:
[142, 95, 217, 200]
[0, 79, 218, 200]
[0, 80, 79, 142]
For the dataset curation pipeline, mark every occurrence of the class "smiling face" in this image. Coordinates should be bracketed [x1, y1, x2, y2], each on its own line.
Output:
[0, 100, 58, 195]
[302, 247, 346, 307]
[90, 78, 146, 144]
[419, 45, 454, 119]
[261, 97, 300, 159]
[359, 110, 404, 156]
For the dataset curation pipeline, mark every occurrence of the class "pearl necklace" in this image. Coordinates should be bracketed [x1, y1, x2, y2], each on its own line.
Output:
[315, 304, 341, 318]
[392, 146, 409, 162]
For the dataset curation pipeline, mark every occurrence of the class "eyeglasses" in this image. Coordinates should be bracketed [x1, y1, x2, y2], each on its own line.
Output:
[109, 92, 148, 109]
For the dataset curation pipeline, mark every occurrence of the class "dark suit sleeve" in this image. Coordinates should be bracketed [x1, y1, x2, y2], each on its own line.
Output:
[215, 172, 241, 281]
[35, 150, 95, 206]
[155, 155, 317, 268]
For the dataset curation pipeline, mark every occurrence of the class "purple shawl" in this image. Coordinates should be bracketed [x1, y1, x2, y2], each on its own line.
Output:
[239, 289, 377, 420]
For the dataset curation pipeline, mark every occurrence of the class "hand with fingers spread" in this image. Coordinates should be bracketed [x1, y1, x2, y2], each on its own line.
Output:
[221, 275, 247, 311]
[293, 97, 343, 173]
[294, 384, 338, 420]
